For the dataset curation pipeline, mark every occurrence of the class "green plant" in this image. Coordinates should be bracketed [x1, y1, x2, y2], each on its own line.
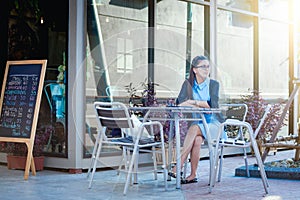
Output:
[124, 82, 140, 98]
[8, 0, 41, 60]
[124, 78, 159, 107]
[57, 52, 66, 83]
[9, 0, 41, 22]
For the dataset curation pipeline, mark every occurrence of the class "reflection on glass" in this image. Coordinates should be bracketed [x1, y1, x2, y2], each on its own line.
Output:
[155, 0, 205, 97]
[84, 0, 206, 157]
[85, 0, 149, 157]
[260, 0, 289, 22]
[217, 9, 253, 99]
[259, 19, 289, 99]
[218, 0, 254, 12]
[42, 81, 66, 155]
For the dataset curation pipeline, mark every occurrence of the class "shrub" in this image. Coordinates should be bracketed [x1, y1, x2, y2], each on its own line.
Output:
[241, 90, 287, 141]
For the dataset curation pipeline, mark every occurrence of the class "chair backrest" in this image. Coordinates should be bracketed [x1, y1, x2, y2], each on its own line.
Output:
[220, 104, 248, 140]
[253, 104, 271, 139]
[94, 101, 134, 132]
[44, 83, 66, 118]
[220, 103, 248, 121]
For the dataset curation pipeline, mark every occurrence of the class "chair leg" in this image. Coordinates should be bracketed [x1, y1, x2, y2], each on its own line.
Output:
[46, 132, 53, 152]
[126, 148, 130, 171]
[243, 147, 250, 178]
[209, 126, 224, 193]
[183, 158, 188, 179]
[167, 144, 173, 181]
[117, 147, 127, 175]
[124, 145, 139, 195]
[217, 146, 224, 182]
[87, 130, 101, 178]
[125, 148, 132, 185]
[209, 144, 219, 193]
[152, 146, 158, 180]
[251, 141, 269, 194]
[160, 144, 168, 191]
[209, 152, 216, 193]
[88, 134, 104, 189]
[133, 148, 139, 184]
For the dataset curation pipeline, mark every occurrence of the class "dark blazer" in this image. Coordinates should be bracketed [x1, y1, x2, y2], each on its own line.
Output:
[176, 79, 224, 123]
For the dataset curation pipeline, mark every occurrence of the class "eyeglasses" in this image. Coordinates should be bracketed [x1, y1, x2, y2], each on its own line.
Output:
[194, 65, 210, 69]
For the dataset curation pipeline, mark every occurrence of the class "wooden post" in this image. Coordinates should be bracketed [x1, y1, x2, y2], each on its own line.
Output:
[261, 81, 300, 162]
[295, 129, 300, 161]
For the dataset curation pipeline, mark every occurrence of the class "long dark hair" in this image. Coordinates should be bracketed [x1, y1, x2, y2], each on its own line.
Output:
[187, 55, 209, 97]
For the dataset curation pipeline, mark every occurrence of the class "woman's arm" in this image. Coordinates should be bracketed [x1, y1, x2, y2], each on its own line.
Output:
[176, 80, 190, 104]
[209, 80, 220, 108]
[177, 79, 211, 108]
[178, 99, 210, 108]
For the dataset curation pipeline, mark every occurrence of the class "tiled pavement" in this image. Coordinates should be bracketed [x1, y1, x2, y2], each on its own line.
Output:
[0, 149, 299, 200]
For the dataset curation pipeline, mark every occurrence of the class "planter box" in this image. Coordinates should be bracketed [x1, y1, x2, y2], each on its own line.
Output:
[7, 155, 45, 171]
[235, 163, 300, 180]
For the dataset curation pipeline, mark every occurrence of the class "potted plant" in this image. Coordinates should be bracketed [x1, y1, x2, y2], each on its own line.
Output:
[124, 82, 143, 107]
[57, 52, 66, 84]
[124, 78, 160, 107]
[140, 80, 159, 107]
[3, 124, 54, 171]
[240, 90, 287, 155]
[124, 80, 188, 144]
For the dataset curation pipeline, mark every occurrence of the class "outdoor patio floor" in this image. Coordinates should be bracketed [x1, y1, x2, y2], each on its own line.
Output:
[0, 149, 299, 200]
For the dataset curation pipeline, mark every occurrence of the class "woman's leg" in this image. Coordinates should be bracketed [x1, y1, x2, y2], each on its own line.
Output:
[186, 135, 203, 180]
[172, 125, 202, 173]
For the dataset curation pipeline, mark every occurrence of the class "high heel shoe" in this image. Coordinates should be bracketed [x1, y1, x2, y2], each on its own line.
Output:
[168, 171, 183, 179]
[181, 178, 198, 184]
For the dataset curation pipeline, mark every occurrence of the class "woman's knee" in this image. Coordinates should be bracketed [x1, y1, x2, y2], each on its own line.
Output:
[194, 135, 203, 147]
[188, 125, 201, 135]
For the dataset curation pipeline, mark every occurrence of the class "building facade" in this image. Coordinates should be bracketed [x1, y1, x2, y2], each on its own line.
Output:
[0, 0, 299, 171]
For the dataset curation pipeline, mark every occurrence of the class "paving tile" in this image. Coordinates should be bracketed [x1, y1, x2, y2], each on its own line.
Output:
[0, 149, 299, 200]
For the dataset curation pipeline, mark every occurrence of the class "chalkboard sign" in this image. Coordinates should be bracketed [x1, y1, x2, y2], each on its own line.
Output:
[0, 60, 47, 180]
[0, 64, 41, 137]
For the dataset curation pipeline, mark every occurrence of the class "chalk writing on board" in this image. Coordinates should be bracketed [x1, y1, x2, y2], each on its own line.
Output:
[0, 64, 41, 138]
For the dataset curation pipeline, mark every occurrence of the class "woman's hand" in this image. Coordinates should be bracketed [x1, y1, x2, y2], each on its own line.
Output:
[178, 99, 210, 108]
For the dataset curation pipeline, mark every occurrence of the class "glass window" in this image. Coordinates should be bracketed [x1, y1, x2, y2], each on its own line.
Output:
[41, 0, 68, 157]
[117, 38, 133, 73]
[260, 0, 289, 22]
[84, 0, 294, 158]
[259, 8, 289, 99]
[98, 3, 148, 98]
[85, 0, 148, 156]
[85, 0, 207, 156]
[218, 0, 256, 12]
[217, 9, 254, 99]
[259, 0, 290, 137]
[2, 0, 69, 157]
[155, 0, 205, 98]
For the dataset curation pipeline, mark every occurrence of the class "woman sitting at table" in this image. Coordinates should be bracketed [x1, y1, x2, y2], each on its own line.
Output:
[169, 55, 227, 184]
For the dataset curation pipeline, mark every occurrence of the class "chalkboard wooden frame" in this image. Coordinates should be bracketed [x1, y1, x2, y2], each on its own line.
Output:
[0, 60, 47, 180]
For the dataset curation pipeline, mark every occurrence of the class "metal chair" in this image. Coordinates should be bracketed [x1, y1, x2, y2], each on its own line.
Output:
[217, 103, 248, 181]
[87, 101, 168, 195]
[44, 83, 66, 151]
[44, 83, 65, 119]
[182, 104, 248, 183]
[210, 105, 271, 194]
